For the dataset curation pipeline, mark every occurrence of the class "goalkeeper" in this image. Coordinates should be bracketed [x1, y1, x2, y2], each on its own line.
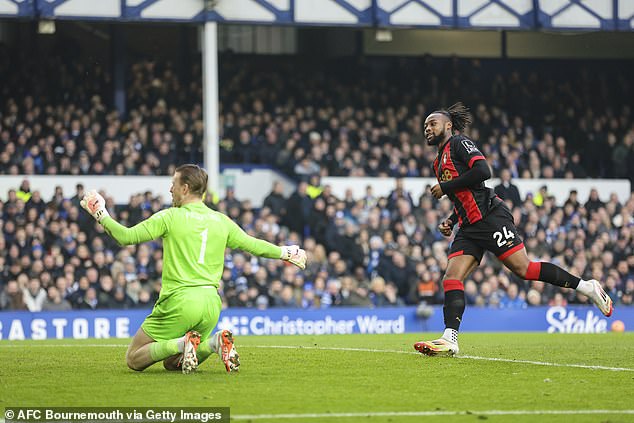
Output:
[81, 164, 306, 374]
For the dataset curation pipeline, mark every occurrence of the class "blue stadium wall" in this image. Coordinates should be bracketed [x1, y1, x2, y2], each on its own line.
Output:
[0, 306, 631, 340]
[0, 0, 632, 31]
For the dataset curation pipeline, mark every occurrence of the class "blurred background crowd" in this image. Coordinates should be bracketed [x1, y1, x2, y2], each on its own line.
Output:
[1, 49, 633, 312]
[1, 52, 633, 182]
[1, 177, 632, 312]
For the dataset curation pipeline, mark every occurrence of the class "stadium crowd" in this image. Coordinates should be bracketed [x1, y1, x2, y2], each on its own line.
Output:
[1, 52, 633, 311]
[0, 178, 632, 311]
[1, 54, 633, 182]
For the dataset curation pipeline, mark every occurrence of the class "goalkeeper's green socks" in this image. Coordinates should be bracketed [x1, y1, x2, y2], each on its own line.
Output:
[149, 336, 184, 362]
[195, 333, 223, 364]
[196, 342, 213, 364]
[148, 334, 217, 364]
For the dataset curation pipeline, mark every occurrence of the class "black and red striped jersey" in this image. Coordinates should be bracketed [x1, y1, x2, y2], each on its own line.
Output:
[432, 135, 501, 226]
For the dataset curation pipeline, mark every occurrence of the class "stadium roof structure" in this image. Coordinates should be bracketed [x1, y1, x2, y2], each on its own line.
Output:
[0, 0, 632, 31]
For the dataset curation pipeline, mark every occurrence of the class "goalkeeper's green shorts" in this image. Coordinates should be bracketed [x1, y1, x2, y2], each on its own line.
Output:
[141, 287, 222, 342]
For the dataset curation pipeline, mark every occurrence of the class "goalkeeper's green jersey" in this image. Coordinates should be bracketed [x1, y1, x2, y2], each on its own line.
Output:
[101, 201, 281, 297]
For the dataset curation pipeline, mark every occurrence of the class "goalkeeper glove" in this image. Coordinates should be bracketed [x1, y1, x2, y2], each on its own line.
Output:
[80, 190, 110, 223]
[280, 245, 307, 270]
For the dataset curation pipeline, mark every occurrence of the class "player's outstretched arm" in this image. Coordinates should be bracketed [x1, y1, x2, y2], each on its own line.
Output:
[81, 190, 168, 246]
[224, 214, 307, 270]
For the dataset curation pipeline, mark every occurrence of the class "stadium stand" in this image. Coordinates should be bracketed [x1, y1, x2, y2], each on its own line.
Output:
[1, 48, 632, 311]
[1, 180, 632, 311]
[1, 53, 633, 183]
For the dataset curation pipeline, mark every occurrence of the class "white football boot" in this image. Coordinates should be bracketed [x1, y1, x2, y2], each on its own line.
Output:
[214, 329, 240, 372]
[414, 338, 459, 357]
[581, 279, 614, 317]
[180, 330, 201, 374]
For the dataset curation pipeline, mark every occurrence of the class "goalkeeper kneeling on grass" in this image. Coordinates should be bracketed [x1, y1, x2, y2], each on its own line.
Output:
[81, 164, 307, 374]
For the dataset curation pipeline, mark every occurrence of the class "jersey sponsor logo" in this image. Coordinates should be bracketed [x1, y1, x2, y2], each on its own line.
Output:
[441, 169, 453, 182]
[461, 139, 479, 154]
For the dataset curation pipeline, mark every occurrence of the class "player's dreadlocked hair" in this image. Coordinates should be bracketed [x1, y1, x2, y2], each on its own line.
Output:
[434, 102, 472, 133]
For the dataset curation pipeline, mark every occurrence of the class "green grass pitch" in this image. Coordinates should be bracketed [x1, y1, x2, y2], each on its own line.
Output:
[1, 333, 633, 422]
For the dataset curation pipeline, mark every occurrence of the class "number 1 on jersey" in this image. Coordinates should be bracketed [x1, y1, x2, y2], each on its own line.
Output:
[198, 228, 208, 264]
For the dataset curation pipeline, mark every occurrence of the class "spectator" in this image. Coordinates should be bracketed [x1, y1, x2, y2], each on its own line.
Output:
[532, 185, 549, 207]
[224, 187, 241, 212]
[110, 286, 135, 309]
[23, 278, 46, 312]
[369, 276, 389, 307]
[378, 251, 414, 301]
[564, 189, 580, 210]
[306, 175, 324, 200]
[387, 178, 414, 211]
[584, 188, 605, 215]
[17, 180, 32, 203]
[340, 276, 372, 307]
[0, 280, 27, 310]
[321, 279, 342, 308]
[526, 289, 542, 306]
[494, 168, 522, 209]
[285, 181, 312, 236]
[566, 153, 587, 178]
[337, 223, 365, 269]
[384, 283, 405, 307]
[413, 266, 439, 304]
[42, 286, 72, 311]
[499, 283, 527, 309]
[277, 285, 299, 308]
[294, 155, 320, 177]
[262, 181, 287, 217]
[79, 287, 100, 310]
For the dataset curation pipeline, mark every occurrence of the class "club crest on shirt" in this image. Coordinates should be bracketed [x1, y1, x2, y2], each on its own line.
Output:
[461, 139, 478, 154]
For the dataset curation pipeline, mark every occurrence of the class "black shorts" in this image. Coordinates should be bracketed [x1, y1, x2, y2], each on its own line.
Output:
[448, 204, 524, 263]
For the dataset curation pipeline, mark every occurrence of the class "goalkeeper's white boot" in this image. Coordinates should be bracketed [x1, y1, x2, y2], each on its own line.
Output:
[180, 330, 201, 374]
[578, 279, 613, 317]
[214, 330, 240, 372]
[414, 337, 459, 357]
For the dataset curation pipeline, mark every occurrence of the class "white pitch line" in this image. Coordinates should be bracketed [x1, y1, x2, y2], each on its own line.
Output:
[246, 345, 634, 372]
[232, 410, 634, 420]
[248, 345, 414, 354]
[1, 343, 633, 372]
[457, 354, 634, 372]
